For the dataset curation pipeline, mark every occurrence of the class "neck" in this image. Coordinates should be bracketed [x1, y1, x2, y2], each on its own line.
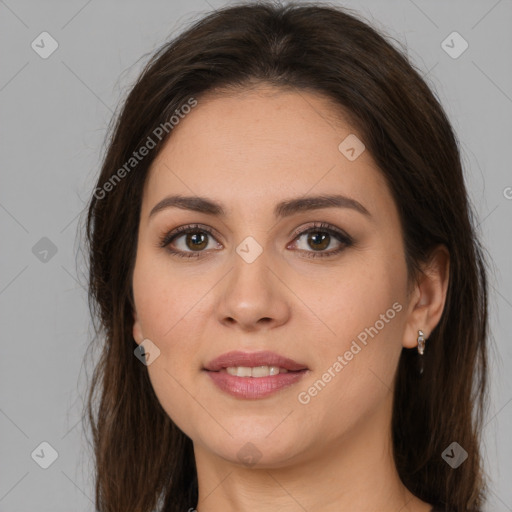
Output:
[192, 393, 431, 512]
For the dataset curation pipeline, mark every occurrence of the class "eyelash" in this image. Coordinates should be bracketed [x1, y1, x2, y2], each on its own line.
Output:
[158, 222, 353, 259]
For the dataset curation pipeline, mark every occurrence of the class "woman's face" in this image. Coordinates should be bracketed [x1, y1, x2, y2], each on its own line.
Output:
[132, 85, 418, 468]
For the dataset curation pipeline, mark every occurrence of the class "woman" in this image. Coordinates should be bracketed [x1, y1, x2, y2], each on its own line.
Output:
[82, 2, 489, 511]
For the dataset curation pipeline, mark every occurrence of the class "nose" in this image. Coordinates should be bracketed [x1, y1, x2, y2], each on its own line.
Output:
[216, 247, 291, 332]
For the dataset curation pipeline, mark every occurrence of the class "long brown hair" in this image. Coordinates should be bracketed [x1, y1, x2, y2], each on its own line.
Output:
[81, 2, 490, 511]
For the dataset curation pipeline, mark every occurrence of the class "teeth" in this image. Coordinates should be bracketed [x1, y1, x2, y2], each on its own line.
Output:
[226, 366, 289, 377]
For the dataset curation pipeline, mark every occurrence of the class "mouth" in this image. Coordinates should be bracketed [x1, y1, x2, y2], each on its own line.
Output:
[202, 350, 309, 399]
[207, 366, 306, 377]
[203, 350, 309, 373]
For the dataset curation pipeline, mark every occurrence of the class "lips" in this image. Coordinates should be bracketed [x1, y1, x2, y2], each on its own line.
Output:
[203, 350, 308, 372]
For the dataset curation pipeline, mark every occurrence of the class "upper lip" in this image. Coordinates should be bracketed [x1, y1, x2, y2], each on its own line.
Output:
[204, 350, 308, 372]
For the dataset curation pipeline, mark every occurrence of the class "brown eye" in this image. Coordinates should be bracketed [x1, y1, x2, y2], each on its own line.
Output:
[159, 224, 221, 258]
[160, 222, 353, 260]
[184, 231, 208, 251]
[290, 222, 353, 259]
[306, 231, 330, 251]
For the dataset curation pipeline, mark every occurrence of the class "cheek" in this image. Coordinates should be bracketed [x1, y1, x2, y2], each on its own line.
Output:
[132, 248, 203, 340]
[131, 244, 224, 356]
[292, 251, 406, 417]
[132, 256, 207, 433]
[291, 250, 403, 344]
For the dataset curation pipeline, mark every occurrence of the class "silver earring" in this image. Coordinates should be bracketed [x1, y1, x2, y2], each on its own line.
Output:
[417, 330, 427, 375]
[417, 330, 426, 355]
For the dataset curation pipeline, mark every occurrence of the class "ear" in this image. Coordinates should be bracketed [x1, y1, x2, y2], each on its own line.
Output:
[133, 308, 144, 345]
[402, 244, 450, 349]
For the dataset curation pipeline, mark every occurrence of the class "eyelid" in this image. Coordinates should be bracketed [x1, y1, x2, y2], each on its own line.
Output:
[289, 222, 352, 243]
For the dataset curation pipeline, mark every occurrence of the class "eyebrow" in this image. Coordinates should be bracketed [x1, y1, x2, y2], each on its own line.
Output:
[148, 193, 371, 219]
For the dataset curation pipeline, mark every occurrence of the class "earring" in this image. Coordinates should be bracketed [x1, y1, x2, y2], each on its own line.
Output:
[417, 330, 426, 375]
[417, 330, 426, 355]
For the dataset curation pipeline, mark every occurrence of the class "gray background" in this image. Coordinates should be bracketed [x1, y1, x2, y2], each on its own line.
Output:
[1, 0, 511, 510]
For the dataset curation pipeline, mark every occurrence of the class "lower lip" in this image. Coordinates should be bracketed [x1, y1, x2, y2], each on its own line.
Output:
[204, 369, 308, 399]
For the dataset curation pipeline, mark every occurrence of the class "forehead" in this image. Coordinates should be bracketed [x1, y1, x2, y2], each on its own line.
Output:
[142, 86, 392, 220]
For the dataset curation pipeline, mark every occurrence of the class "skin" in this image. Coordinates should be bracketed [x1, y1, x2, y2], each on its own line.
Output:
[132, 85, 450, 512]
